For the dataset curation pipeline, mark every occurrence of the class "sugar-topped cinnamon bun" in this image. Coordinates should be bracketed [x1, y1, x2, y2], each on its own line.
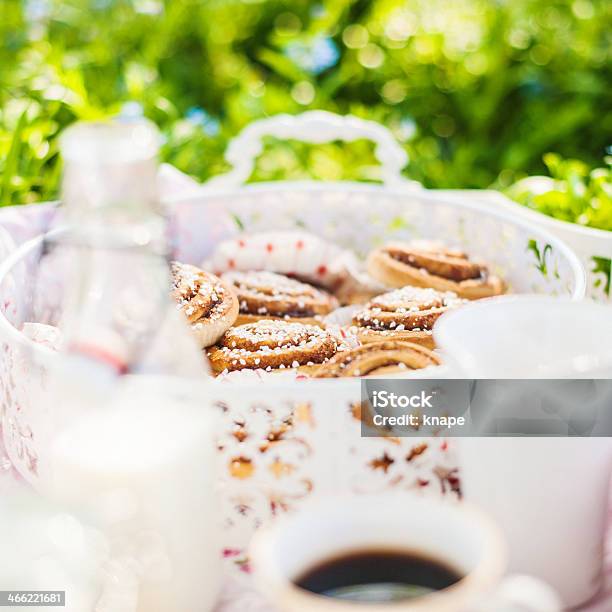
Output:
[352, 286, 465, 348]
[222, 271, 338, 326]
[207, 320, 339, 374]
[171, 262, 239, 347]
[313, 340, 441, 378]
[367, 240, 505, 299]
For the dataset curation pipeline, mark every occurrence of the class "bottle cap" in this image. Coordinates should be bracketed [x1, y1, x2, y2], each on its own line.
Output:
[60, 119, 161, 165]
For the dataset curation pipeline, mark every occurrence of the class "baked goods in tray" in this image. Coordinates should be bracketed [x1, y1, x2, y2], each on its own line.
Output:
[367, 240, 505, 299]
[333, 252, 390, 305]
[172, 230, 509, 379]
[352, 286, 465, 348]
[222, 271, 338, 326]
[171, 262, 239, 347]
[205, 231, 347, 290]
[207, 320, 339, 374]
[313, 340, 441, 378]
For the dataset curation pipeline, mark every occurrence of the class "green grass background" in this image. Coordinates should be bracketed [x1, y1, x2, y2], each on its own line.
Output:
[0, 0, 610, 227]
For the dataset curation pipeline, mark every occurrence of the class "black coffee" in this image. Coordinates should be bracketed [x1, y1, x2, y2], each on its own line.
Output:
[294, 549, 463, 602]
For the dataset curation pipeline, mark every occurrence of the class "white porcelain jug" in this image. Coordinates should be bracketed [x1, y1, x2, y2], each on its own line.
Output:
[435, 296, 612, 607]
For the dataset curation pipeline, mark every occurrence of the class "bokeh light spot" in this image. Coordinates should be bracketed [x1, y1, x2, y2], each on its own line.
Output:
[275, 12, 302, 36]
[358, 44, 384, 69]
[465, 53, 489, 75]
[432, 115, 456, 138]
[385, 10, 416, 42]
[508, 29, 531, 49]
[291, 81, 315, 105]
[530, 44, 552, 66]
[572, 0, 595, 20]
[381, 79, 407, 104]
[343, 24, 369, 49]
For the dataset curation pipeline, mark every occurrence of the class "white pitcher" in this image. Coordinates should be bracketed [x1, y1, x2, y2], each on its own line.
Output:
[435, 296, 612, 608]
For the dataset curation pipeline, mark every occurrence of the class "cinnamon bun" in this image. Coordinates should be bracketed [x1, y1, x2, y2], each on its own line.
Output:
[313, 340, 441, 378]
[171, 261, 239, 347]
[222, 271, 338, 326]
[207, 320, 339, 374]
[205, 231, 347, 290]
[352, 286, 465, 348]
[367, 240, 505, 299]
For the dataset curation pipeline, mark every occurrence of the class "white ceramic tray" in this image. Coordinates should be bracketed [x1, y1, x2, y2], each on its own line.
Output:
[0, 112, 586, 559]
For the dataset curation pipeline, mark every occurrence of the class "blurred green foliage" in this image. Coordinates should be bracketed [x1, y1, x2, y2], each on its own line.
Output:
[1, 0, 611, 219]
[506, 154, 612, 231]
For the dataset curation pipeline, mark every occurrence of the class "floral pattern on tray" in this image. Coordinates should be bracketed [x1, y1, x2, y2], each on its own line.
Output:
[0, 183, 584, 568]
[212, 386, 460, 568]
[172, 185, 582, 299]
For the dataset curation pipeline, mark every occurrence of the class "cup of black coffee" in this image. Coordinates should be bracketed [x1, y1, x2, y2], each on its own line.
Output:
[249, 493, 560, 611]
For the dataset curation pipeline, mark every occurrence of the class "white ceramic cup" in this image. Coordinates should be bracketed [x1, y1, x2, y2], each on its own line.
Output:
[457, 438, 612, 609]
[434, 295, 612, 607]
[433, 295, 612, 378]
[250, 493, 560, 611]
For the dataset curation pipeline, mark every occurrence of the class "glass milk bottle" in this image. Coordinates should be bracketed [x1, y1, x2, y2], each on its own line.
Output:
[41, 119, 220, 612]
[56, 119, 208, 384]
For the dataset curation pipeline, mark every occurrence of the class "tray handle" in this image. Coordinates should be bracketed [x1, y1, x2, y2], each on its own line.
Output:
[206, 110, 420, 189]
